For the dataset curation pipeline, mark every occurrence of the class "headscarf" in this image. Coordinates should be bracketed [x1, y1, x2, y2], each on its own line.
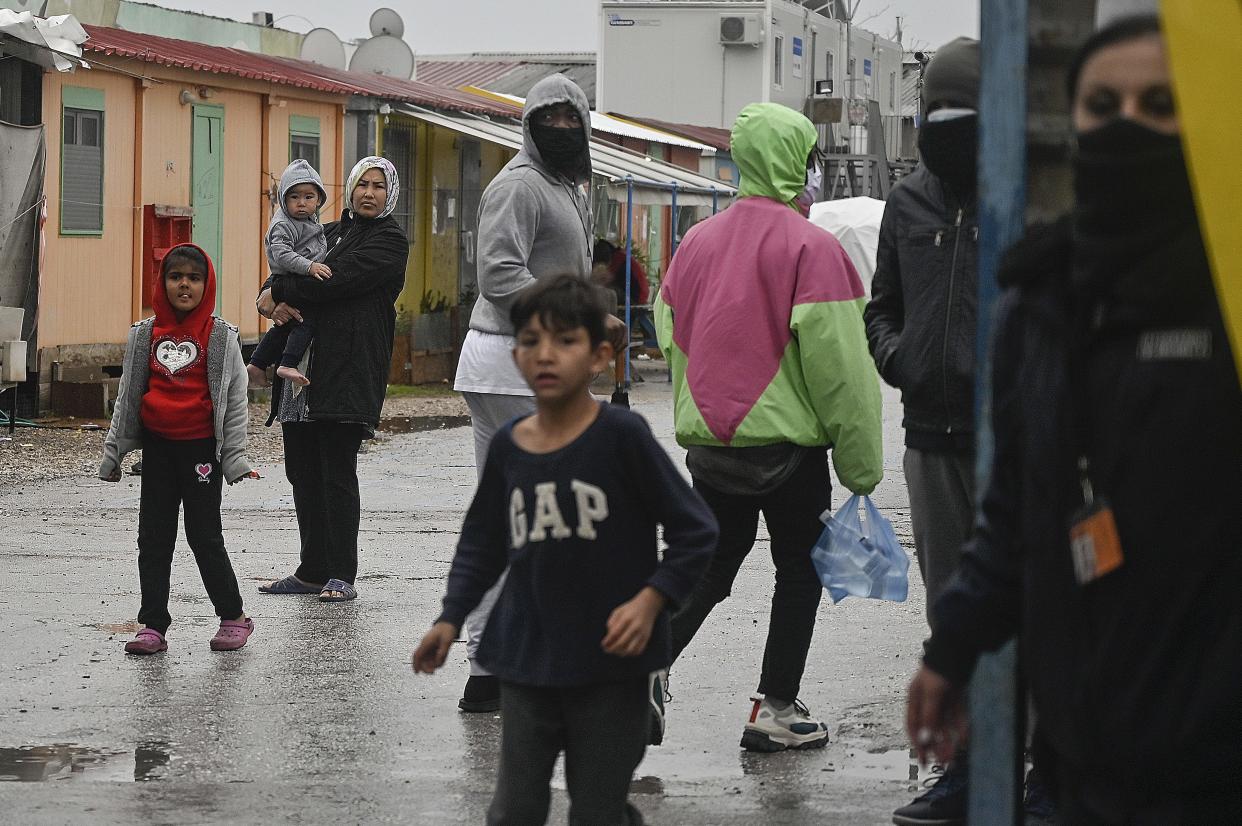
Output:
[346, 156, 400, 220]
[152, 242, 217, 348]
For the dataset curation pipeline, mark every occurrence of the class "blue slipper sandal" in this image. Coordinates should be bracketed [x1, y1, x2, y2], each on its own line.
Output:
[319, 579, 357, 602]
[258, 575, 323, 595]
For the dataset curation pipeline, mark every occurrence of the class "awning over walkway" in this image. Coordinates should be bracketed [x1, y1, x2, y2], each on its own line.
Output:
[398, 105, 736, 207]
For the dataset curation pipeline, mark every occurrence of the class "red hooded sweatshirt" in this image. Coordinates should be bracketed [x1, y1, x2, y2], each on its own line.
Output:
[140, 244, 217, 440]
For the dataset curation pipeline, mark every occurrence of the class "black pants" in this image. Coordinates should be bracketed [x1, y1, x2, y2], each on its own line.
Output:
[488, 679, 647, 826]
[282, 421, 363, 585]
[137, 434, 243, 634]
[250, 319, 315, 370]
[670, 452, 830, 702]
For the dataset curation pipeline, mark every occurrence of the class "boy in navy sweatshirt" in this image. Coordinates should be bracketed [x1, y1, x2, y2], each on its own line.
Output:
[414, 275, 717, 825]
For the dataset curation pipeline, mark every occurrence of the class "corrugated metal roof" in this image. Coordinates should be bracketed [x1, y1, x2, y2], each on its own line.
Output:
[611, 115, 732, 153]
[416, 55, 596, 107]
[81, 25, 519, 118]
[414, 59, 522, 89]
[398, 105, 735, 207]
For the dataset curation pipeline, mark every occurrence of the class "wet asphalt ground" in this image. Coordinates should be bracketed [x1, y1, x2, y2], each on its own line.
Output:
[0, 371, 931, 824]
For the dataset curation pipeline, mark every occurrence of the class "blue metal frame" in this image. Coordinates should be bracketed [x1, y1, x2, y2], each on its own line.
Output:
[624, 177, 635, 387]
[969, 1, 1029, 822]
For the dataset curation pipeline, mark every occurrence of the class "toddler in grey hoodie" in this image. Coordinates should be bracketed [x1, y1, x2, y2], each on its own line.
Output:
[247, 159, 330, 388]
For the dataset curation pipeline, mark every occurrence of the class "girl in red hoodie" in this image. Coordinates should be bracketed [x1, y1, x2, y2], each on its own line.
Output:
[100, 244, 258, 654]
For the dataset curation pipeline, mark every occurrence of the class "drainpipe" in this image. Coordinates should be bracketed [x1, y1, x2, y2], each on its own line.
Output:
[260, 94, 274, 329]
[130, 78, 149, 322]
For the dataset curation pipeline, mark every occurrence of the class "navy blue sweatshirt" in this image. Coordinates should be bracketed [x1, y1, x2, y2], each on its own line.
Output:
[436, 404, 718, 687]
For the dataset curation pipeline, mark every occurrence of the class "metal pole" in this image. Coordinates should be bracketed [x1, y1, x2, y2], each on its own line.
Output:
[711, 187, 719, 216]
[624, 176, 634, 388]
[8, 386, 16, 436]
[969, 1, 1028, 822]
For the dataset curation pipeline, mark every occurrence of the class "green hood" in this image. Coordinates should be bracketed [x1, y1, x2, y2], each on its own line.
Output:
[731, 103, 818, 204]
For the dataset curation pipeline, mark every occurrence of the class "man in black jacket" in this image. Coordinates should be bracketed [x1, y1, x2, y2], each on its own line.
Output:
[865, 38, 979, 826]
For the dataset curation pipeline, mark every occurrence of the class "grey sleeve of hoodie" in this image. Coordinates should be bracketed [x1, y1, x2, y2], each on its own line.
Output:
[219, 334, 253, 483]
[266, 219, 315, 276]
[475, 178, 541, 317]
[99, 325, 140, 479]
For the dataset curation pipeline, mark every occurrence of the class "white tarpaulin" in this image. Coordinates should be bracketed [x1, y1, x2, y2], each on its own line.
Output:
[0, 10, 87, 72]
[809, 196, 887, 294]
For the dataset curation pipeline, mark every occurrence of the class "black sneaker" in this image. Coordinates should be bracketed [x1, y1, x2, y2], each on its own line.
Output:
[648, 669, 668, 746]
[1023, 766, 1058, 823]
[458, 675, 500, 713]
[892, 760, 968, 825]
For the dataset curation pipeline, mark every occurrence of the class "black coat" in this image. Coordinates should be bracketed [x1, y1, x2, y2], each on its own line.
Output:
[865, 166, 978, 450]
[923, 219, 1242, 811]
[266, 210, 408, 428]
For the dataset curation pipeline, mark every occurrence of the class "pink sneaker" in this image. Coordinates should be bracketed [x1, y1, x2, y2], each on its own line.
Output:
[210, 618, 254, 651]
[124, 628, 167, 655]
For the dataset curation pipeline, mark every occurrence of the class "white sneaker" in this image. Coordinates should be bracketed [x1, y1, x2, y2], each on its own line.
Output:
[648, 669, 669, 746]
[740, 694, 830, 752]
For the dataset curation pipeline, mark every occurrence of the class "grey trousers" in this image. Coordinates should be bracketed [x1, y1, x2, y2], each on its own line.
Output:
[488, 678, 647, 826]
[462, 391, 537, 676]
[903, 447, 977, 627]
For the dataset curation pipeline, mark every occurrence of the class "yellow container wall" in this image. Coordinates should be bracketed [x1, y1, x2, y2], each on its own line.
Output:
[41, 72, 137, 349]
[40, 66, 345, 350]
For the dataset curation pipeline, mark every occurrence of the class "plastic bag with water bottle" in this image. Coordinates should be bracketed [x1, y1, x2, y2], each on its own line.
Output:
[811, 494, 909, 603]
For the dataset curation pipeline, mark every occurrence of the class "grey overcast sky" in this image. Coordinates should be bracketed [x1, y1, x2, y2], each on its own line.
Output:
[151, 1, 979, 55]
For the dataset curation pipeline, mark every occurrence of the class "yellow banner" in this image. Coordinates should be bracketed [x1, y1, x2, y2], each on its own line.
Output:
[1163, 1, 1242, 383]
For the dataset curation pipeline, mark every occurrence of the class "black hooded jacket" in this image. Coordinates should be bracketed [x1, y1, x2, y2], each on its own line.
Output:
[923, 218, 1242, 811]
[865, 39, 980, 451]
[865, 166, 977, 450]
[264, 209, 408, 428]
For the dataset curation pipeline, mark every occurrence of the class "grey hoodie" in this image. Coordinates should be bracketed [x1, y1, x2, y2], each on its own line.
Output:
[267, 159, 328, 276]
[469, 74, 594, 336]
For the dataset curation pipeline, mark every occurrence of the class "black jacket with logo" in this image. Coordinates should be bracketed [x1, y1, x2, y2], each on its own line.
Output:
[865, 166, 978, 451]
[923, 219, 1242, 811]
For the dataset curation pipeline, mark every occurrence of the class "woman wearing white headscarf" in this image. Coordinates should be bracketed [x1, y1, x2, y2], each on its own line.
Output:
[257, 157, 409, 602]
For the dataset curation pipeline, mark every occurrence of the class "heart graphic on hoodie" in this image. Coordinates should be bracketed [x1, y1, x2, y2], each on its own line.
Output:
[155, 339, 200, 375]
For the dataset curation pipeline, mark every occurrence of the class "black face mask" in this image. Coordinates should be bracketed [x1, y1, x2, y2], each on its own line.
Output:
[1073, 118, 1195, 236]
[918, 115, 978, 197]
[1072, 119, 1214, 320]
[530, 121, 586, 178]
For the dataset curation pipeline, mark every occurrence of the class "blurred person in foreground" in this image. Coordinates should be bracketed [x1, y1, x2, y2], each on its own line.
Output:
[905, 15, 1242, 822]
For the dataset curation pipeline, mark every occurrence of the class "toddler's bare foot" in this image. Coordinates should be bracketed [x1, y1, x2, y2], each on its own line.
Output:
[276, 366, 310, 386]
[246, 364, 269, 388]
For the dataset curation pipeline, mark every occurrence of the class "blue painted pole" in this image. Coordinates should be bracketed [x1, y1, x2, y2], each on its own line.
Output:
[624, 176, 634, 387]
[969, 1, 1028, 823]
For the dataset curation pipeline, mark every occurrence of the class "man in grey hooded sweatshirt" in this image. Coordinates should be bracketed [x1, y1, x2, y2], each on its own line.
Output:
[248, 158, 330, 387]
[452, 74, 595, 713]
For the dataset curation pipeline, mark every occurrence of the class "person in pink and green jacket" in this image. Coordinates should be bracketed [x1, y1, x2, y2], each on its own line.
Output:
[654, 101, 883, 753]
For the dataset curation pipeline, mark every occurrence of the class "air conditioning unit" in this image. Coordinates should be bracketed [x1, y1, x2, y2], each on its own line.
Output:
[720, 13, 762, 46]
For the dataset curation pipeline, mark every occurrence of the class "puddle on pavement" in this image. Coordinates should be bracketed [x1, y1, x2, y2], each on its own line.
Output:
[832, 748, 924, 784]
[630, 775, 665, 795]
[378, 415, 471, 433]
[0, 742, 171, 782]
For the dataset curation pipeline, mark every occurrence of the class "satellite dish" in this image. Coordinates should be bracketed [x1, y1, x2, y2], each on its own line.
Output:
[349, 34, 415, 79]
[369, 8, 405, 38]
[300, 27, 347, 70]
